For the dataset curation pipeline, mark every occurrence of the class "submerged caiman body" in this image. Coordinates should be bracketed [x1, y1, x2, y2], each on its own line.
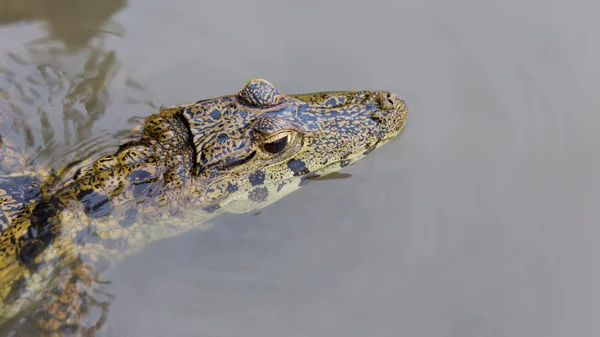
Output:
[0, 79, 407, 336]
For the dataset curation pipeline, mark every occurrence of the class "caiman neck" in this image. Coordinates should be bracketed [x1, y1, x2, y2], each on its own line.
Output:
[53, 107, 197, 221]
[15, 108, 199, 267]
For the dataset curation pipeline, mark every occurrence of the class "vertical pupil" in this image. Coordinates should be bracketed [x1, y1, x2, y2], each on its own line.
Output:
[264, 136, 289, 154]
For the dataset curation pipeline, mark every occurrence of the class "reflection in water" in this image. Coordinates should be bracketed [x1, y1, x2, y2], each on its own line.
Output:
[0, 41, 151, 174]
[0, 2, 155, 173]
[0, 0, 126, 48]
[2, 44, 116, 141]
[0, 48, 149, 333]
[0, 1, 158, 335]
[310, 172, 352, 181]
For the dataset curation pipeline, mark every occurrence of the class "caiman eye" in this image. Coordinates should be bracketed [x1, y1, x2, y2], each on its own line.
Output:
[263, 135, 290, 154]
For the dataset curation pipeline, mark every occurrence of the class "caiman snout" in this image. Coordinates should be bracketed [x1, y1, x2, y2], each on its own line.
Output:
[371, 91, 408, 140]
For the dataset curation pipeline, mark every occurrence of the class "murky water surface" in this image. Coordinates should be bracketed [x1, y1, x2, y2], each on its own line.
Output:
[1, 0, 599, 336]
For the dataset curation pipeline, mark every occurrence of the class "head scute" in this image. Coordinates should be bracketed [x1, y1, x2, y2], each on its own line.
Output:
[237, 78, 287, 108]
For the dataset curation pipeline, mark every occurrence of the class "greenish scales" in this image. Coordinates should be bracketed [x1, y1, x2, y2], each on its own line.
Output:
[0, 79, 407, 336]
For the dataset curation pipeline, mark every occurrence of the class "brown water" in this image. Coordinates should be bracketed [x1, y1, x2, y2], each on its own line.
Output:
[1, 0, 599, 336]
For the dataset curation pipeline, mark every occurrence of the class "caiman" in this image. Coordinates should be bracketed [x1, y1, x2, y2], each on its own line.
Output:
[0, 78, 407, 336]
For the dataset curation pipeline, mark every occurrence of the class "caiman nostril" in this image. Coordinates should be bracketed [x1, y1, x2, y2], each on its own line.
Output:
[376, 91, 401, 112]
[385, 92, 394, 105]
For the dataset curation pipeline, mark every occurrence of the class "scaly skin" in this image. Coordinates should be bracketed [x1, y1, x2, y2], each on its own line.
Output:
[0, 78, 407, 336]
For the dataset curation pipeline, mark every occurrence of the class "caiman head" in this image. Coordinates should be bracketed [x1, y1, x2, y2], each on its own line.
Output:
[180, 78, 408, 213]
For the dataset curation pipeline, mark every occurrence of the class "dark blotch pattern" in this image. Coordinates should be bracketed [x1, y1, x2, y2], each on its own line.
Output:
[202, 204, 221, 213]
[248, 187, 269, 203]
[209, 109, 222, 120]
[299, 176, 311, 186]
[127, 170, 155, 198]
[287, 159, 309, 176]
[226, 182, 239, 193]
[16, 197, 61, 266]
[248, 170, 265, 186]
[131, 181, 152, 199]
[217, 133, 229, 144]
[77, 189, 113, 219]
[17, 239, 44, 266]
[18, 199, 60, 266]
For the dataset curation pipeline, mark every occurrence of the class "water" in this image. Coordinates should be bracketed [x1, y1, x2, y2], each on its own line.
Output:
[1, 0, 599, 336]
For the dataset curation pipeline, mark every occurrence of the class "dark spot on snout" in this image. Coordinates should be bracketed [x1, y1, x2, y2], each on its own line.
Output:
[249, 187, 269, 202]
[287, 159, 309, 176]
[385, 92, 397, 106]
[248, 170, 265, 186]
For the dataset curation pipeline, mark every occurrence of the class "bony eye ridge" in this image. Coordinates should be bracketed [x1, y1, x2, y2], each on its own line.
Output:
[262, 134, 291, 154]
